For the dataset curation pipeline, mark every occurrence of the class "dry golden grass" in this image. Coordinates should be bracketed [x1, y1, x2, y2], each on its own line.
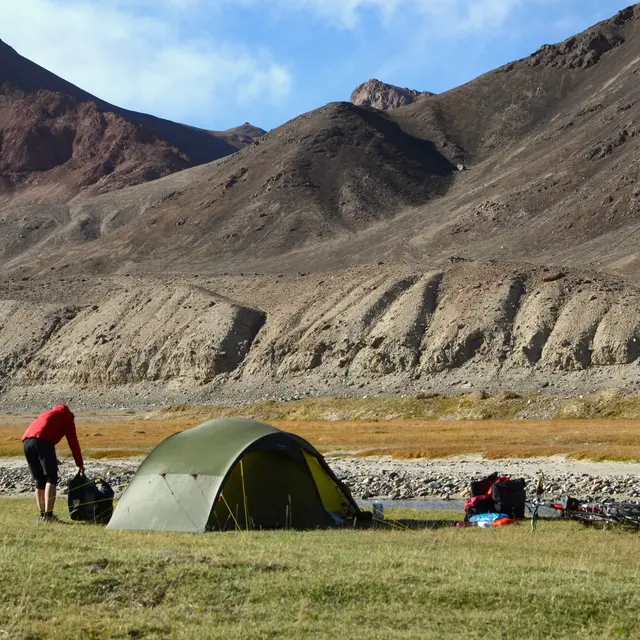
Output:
[278, 418, 640, 460]
[0, 417, 195, 459]
[2, 415, 640, 460]
[2, 391, 639, 460]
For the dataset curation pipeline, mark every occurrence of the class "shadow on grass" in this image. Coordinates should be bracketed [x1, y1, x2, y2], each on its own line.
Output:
[350, 518, 459, 531]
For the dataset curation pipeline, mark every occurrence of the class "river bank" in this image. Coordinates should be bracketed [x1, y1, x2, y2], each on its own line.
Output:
[2, 455, 640, 503]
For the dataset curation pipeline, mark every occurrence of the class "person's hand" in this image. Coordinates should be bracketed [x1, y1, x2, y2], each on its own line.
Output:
[78, 466, 85, 475]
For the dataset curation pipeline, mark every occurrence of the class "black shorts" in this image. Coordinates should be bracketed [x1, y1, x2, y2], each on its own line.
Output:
[23, 438, 58, 489]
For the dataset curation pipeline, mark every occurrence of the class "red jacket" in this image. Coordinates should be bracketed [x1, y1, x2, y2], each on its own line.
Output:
[22, 405, 84, 468]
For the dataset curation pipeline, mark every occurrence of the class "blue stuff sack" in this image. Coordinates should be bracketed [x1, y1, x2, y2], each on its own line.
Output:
[469, 512, 509, 523]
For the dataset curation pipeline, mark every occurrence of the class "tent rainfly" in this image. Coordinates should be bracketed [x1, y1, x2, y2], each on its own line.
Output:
[107, 418, 361, 532]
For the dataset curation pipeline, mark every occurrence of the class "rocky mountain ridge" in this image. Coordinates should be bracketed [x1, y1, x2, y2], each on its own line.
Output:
[350, 79, 434, 110]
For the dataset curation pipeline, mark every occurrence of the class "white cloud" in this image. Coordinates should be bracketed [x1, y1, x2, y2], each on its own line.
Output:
[2, 0, 292, 127]
[218, 0, 530, 31]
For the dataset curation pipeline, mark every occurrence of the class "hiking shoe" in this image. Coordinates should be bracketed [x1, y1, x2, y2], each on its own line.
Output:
[41, 513, 65, 524]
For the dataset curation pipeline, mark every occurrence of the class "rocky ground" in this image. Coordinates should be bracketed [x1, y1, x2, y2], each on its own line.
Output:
[331, 456, 640, 503]
[2, 455, 640, 506]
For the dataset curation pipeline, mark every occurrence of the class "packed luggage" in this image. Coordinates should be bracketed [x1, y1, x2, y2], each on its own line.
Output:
[464, 473, 526, 522]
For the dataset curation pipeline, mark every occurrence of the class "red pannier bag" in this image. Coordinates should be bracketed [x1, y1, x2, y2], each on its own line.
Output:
[464, 473, 510, 522]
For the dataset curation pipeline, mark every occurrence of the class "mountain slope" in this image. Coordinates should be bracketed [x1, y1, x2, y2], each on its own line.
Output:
[2, 4, 639, 280]
[0, 101, 455, 273]
[374, 3, 640, 277]
[391, 4, 639, 163]
[0, 38, 264, 205]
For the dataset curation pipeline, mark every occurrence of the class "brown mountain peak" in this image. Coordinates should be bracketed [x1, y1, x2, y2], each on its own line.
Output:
[0, 38, 264, 206]
[350, 79, 434, 111]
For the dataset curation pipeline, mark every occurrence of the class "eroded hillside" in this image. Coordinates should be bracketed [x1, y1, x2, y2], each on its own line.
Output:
[0, 262, 638, 408]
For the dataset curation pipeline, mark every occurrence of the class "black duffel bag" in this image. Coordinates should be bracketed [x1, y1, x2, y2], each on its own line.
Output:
[470, 472, 499, 497]
[492, 478, 526, 519]
[67, 473, 114, 524]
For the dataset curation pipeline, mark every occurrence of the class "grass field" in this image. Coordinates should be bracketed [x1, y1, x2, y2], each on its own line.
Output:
[3, 415, 640, 461]
[1, 499, 639, 639]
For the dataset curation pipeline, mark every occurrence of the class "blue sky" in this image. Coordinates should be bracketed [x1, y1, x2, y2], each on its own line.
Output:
[3, 0, 633, 131]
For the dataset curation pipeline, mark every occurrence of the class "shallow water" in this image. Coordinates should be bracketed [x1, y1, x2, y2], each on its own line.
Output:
[356, 499, 565, 521]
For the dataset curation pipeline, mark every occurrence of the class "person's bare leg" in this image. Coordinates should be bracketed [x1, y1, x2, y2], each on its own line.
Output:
[44, 483, 57, 514]
[35, 488, 45, 514]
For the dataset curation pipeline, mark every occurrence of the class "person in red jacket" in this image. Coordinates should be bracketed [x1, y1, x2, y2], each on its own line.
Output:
[22, 405, 84, 522]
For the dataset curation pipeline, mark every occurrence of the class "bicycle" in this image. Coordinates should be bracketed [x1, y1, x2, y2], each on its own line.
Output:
[528, 472, 549, 531]
[562, 500, 640, 530]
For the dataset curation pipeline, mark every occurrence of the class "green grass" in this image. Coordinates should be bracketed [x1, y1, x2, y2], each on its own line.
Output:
[1, 500, 639, 639]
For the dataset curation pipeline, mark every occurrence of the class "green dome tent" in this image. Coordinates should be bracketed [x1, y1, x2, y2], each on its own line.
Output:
[107, 418, 361, 532]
